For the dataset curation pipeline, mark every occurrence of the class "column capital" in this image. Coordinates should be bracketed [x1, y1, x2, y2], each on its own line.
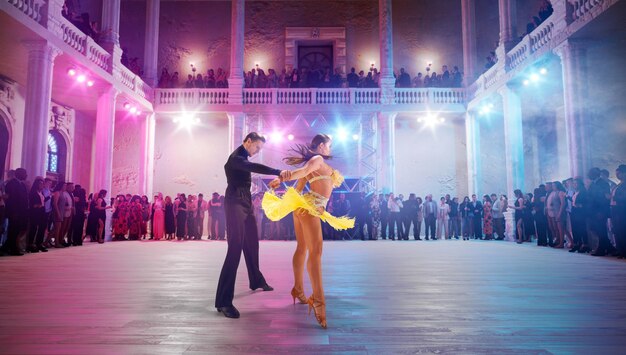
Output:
[21, 40, 62, 59]
[553, 39, 586, 59]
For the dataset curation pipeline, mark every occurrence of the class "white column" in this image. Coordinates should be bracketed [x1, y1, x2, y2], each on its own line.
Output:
[101, 0, 121, 47]
[21, 40, 61, 178]
[378, 0, 395, 105]
[143, 0, 160, 87]
[465, 111, 481, 195]
[498, 85, 524, 198]
[554, 40, 590, 178]
[228, 112, 245, 152]
[497, 0, 517, 51]
[138, 113, 155, 195]
[461, 0, 477, 83]
[228, 0, 245, 105]
[94, 87, 119, 194]
[377, 112, 396, 193]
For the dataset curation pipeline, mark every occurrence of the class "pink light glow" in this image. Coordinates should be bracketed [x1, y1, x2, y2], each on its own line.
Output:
[87, 80, 95, 87]
[76, 74, 86, 83]
[67, 68, 76, 76]
[287, 134, 294, 141]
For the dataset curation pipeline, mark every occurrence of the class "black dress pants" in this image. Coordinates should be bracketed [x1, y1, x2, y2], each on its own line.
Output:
[589, 213, 610, 253]
[424, 215, 436, 239]
[388, 212, 403, 239]
[473, 217, 483, 239]
[215, 198, 267, 308]
[380, 214, 388, 239]
[404, 217, 420, 239]
[28, 209, 46, 247]
[70, 212, 85, 245]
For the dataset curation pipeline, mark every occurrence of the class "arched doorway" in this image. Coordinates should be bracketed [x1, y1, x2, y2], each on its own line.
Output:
[0, 110, 9, 178]
[47, 130, 67, 181]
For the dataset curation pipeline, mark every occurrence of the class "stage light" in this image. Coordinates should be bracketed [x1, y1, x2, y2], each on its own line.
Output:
[123, 102, 131, 110]
[418, 113, 443, 128]
[129, 106, 137, 114]
[287, 134, 294, 141]
[336, 127, 348, 142]
[76, 74, 86, 83]
[539, 67, 548, 75]
[175, 113, 198, 128]
[530, 73, 540, 82]
[86, 80, 94, 87]
[270, 131, 283, 142]
[352, 134, 360, 141]
[67, 68, 76, 76]
[523, 79, 530, 86]
[136, 111, 142, 116]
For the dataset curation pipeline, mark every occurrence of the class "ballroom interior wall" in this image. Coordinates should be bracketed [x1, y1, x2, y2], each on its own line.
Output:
[152, 113, 230, 197]
[394, 114, 467, 198]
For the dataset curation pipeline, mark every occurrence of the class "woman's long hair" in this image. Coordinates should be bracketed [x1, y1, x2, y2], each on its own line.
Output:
[283, 134, 333, 166]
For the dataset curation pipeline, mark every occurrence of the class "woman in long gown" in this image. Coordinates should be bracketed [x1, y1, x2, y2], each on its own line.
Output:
[164, 196, 176, 240]
[152, 196, 165, 240]
[86, 190, 109, 243]
[263, 134, 354, 329]
[176, 194, 188, 240]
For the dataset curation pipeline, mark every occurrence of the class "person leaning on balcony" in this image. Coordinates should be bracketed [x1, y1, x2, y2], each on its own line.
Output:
[347, 68, 359, 88]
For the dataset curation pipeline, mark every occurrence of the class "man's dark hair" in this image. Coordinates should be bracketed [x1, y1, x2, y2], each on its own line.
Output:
[244, 132, 266, 143]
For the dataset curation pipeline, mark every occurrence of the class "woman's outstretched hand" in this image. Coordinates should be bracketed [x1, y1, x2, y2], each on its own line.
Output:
[268, 178, 281, 189]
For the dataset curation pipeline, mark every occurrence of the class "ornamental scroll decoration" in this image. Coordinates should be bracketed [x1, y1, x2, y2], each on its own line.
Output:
[311, 27, 320, 38]
[49, 105, 74, 141]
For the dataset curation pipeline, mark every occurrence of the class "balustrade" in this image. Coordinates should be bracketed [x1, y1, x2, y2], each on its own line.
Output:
[7, 0, 44, 24]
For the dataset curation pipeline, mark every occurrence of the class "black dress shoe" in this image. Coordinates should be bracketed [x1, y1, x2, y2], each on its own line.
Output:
[217, 305, 240, 318]
[252, 284, 274, 291]
[38, 246, 49, 252]
[28, 247, 40, 253]
[9, 250, 24, 256]
[590, 250, 606, 256]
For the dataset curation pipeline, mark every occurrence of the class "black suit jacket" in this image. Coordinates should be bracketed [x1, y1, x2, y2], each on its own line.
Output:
[224, 145, 281, 207]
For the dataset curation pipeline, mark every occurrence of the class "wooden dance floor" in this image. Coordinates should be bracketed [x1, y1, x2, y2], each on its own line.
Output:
[1, 240, 625, 354]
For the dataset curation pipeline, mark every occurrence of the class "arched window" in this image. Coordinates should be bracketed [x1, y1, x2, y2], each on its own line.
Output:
[47, 133, 59, 173]
[47, 130, 66, 179]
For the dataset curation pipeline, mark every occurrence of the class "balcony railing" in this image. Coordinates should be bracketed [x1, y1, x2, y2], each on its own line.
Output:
[4, 0, 151, 103]
[154, 87, 465, 109]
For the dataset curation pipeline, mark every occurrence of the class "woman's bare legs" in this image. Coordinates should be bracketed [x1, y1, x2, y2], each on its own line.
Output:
[292, 212, 307, 301]
[300, 213, 326, 327]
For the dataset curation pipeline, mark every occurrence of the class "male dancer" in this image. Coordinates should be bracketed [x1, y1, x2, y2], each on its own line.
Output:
[215, 132, 288, 318]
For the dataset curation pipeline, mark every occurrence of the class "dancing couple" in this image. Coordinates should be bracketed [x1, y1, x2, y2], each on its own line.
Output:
[215, 133, 353, 329]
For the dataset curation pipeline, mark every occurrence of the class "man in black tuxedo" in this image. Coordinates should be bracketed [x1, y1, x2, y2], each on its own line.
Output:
[470, 194, 483, 239]
[587, 168, 612, 256]
[215, 132, 287, 318]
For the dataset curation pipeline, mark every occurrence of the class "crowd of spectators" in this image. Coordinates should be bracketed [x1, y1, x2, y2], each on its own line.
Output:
[156, 64, 464, 89]
[0, 168, 232, 256]
[524, 0, 554, 37]
[5, 164, 622, 259]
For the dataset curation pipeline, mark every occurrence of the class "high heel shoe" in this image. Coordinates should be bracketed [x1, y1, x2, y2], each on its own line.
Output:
[290, 287, 307, 305]
[307, 295, 327, 329]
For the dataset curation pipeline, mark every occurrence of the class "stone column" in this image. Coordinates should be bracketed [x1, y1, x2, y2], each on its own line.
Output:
[497, 0, 517, 51]
[101, 0, 121, 46]
[143, 113, 156, 196]
[228, 0, 245, 105]
[461, 0, 477, 83]
[94, 87, 119, 194]
[554, 40, 590, 178]
[498, 85, 524, 198]
[378, 0, 395, 105]
[21, 40, 61, 178]
[228, 112, 246, 152]
[143, 0, 160, 87]
[464, 111, 481, 195]
[376, 112, 396, 193]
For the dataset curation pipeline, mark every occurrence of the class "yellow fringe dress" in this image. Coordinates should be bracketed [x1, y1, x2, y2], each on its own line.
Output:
[262, 170, 355, 231]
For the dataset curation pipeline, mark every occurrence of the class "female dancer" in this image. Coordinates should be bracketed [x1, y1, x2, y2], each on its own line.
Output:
[263, 134, 354, 329]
